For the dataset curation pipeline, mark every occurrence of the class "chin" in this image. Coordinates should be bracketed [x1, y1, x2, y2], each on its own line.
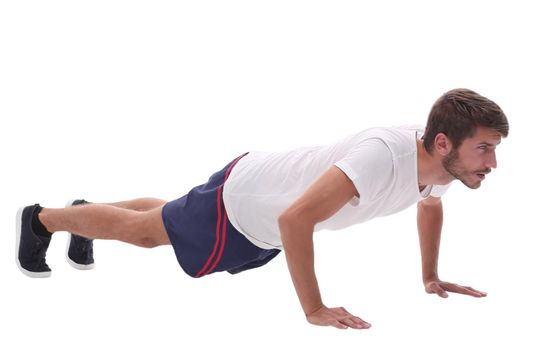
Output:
[461, 179, 481, 189]
[470, 182, 481, 189]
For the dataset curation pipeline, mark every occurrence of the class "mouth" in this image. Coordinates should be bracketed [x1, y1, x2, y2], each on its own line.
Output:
[475, 171, 491, 180]
[474, 168, 491, 181]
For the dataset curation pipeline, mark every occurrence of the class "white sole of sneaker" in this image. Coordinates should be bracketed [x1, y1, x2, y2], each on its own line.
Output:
[15, 206, 52, 278]
[65, 199, 95, 270]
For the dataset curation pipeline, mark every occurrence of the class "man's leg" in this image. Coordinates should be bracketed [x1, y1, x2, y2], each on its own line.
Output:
[102, 197, 167, 212]
[38, 203, 170, 248]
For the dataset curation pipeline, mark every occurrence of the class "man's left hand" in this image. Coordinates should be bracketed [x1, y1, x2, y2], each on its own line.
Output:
[424, 279, 487, 298]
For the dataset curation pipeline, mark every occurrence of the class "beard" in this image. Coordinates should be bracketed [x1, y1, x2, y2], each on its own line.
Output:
[442, 149, 489, 189]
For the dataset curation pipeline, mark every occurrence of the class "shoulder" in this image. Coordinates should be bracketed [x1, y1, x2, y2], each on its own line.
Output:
[354, 126, 419, 154]
[336, 137, 394, 172]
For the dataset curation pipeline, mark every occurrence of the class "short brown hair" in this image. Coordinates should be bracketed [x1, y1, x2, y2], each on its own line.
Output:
[423, 88, 509, 153]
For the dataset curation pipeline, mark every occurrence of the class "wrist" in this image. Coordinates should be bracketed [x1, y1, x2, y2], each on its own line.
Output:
[423, 274, 440, 285]
[305, 303, 325, 317]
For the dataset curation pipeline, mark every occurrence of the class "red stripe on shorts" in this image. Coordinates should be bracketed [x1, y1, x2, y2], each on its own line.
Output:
[195, 153, 248, 277]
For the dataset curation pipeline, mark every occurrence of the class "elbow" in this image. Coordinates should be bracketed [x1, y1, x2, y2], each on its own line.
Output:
[277, 210, 314, 247]
[278, 206, 300, 226]
[278, 210, 296, 237]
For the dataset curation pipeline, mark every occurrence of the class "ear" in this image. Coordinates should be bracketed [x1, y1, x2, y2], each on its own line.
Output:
[433, 133, 453, 156]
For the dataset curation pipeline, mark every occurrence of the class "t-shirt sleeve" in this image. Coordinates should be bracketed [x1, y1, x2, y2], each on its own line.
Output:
[429, 183, 452, 197]
[333, 138, 394, 206]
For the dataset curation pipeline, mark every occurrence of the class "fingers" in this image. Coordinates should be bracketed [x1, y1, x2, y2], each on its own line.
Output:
[442, 283, 487, 298]
[337, 318, 371, 329]
[464, 286, 488, 297]
[429, 283, 449, 298]
[308, 306, 371, 330]
[330, 320, 349, 329]
[350, 316, 372, 329]
[337, 310, 371, 329]
[427, 281, 488, 298]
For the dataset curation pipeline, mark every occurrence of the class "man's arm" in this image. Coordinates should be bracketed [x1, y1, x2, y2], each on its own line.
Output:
[417, 196, 487, 298]
[417, 196, 443, 284]
[278, 165, 370, 330]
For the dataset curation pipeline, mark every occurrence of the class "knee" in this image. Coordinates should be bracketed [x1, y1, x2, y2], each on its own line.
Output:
[124, 211, 164, 248]
[136, 198, 167, 211]
[138, 237, 161, 249]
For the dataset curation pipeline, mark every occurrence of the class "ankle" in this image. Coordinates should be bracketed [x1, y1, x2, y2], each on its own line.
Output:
[37, 209, 56, 234]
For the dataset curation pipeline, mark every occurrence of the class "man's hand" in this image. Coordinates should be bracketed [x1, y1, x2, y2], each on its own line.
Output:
[424, 279, 488, 298]
[279, 166, 363, 330]
[306, 305, 371, 330]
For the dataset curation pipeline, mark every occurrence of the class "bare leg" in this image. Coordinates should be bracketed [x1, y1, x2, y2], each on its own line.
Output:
[38, 204, 170, 248]
[102, 198, 167, 211]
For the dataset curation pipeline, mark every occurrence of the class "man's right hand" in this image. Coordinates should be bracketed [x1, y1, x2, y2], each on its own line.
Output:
[306, 305, 371, 330]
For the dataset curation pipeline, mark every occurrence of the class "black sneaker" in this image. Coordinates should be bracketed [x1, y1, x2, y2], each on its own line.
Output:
[65, 199, 95, 270]
[16, 204, 52, 278]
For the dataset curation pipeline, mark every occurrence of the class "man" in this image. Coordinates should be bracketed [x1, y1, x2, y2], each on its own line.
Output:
[16, 88, 508, 330]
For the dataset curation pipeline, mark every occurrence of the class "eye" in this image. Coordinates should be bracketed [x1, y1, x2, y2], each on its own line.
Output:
[478, 145, 487, 150]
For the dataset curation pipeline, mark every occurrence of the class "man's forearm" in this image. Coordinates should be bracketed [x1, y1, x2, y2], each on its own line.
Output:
[417, 200, 443, 283]
[278, 215, 323, 315]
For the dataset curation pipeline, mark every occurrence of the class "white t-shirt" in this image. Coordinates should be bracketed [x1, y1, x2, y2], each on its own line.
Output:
[223, 125, 451, 249]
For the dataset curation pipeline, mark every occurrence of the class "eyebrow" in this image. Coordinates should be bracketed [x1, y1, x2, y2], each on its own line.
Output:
[478, 141, 501, 147]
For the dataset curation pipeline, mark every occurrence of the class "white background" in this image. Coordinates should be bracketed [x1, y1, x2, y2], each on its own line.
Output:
[1, 1, 549, 348]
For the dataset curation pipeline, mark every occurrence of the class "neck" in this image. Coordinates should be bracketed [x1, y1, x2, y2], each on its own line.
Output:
[416, 139, 454, 187]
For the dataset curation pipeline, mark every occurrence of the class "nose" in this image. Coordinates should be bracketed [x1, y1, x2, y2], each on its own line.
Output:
[486, 151, 497, 169]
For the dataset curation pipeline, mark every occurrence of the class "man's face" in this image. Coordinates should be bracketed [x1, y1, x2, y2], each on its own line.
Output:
[442, 127, 502, 189]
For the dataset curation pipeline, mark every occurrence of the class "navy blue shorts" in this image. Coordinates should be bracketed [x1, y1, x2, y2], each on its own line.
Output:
[162, 153, 281, 278]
